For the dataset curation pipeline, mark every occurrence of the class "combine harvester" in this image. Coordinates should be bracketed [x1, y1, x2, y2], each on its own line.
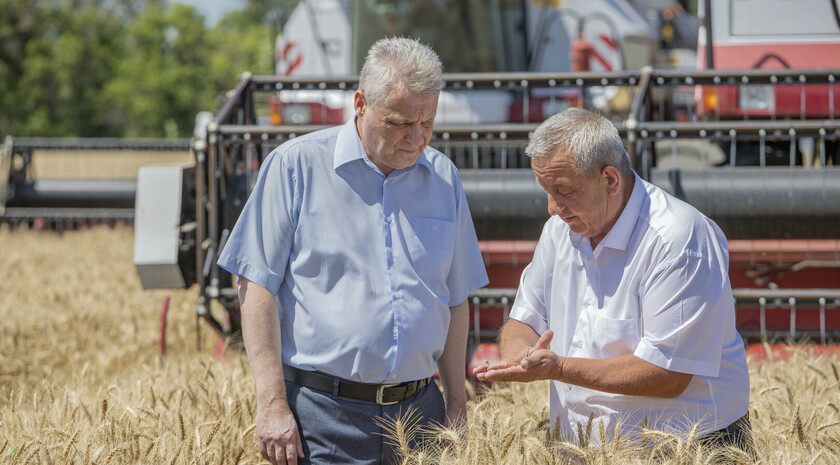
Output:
[128, 0, 840, 363]
[4, 0, 835, 362]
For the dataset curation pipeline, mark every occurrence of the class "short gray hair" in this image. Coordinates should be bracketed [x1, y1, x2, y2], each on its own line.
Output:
[358, 37, 444, 108]
[525, 108, 632, 178]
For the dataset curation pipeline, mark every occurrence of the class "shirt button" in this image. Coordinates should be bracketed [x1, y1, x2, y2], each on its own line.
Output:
[394, 291, 402, 299]
[385, 215, 392, 223]
[392, 374, 398, 380]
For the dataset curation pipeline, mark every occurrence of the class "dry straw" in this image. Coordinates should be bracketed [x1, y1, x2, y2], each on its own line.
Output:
[1, 226, 840, 464]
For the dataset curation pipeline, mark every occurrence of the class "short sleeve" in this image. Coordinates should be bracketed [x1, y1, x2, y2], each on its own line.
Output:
[507, 222, 552, 335]
[445, 175, 489, 307]
[634, 253, 730, 377]
[216, 148, 299, 295]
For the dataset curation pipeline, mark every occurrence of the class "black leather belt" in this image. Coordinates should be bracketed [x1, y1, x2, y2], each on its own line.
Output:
[282, 363, 431, 406]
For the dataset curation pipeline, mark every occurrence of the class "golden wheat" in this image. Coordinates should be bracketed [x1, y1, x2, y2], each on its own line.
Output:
[1, 226, 839, 464]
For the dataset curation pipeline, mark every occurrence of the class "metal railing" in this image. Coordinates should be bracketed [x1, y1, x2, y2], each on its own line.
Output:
[466, 288, 840, 345]
[189, 68, 840, 339]
[0, 136, 191, 224]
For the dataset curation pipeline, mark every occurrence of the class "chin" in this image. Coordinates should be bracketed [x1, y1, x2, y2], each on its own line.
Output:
[399, 154, 421, 167]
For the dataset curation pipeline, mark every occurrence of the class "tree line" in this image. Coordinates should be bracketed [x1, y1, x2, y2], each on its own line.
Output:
[0, 0, 295, 139]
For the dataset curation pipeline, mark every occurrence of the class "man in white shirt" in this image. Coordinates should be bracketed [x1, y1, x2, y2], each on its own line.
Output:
[474, 108, 752, 452]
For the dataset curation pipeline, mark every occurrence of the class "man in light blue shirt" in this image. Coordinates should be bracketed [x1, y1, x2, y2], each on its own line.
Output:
[218, 37, 488, 465]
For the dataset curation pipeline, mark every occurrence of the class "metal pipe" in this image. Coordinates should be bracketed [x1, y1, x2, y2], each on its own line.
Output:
[214, 119, 837, 141]
[1, 136, 14, 216]
[648, 167, 840, 217]
[789, 297, 797, 340]
[248, 68, 840, 90]
[759, 297, 767, 340]
[7, 180, 136, 208]
[472, 296, 481, 347]
[468, 287, 840, 302]
[215, 75, 252, 125]
[820, 297, 827, 345]
[0, 207, 134, 222]
[460, 166, 840, 239]
[9, 137, 191, 151]
[703, 0, 714, 69]
[208, 128, 220, 296]
[194, 139, 208, 350]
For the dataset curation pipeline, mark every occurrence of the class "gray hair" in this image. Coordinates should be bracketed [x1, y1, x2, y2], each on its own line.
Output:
[358, 37, 444, 108]
[525, 108, 632, 178]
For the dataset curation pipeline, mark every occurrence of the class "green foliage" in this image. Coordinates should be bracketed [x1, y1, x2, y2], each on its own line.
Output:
[0, 0, 277, 138]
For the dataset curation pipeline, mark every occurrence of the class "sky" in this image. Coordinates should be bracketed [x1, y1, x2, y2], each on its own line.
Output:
[172, 0, 244, 25]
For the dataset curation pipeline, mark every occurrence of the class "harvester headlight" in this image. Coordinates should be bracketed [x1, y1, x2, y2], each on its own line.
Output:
[283, 104, 312, 125]
[739, 84, 775, 111]
[702, 86, 719, 113]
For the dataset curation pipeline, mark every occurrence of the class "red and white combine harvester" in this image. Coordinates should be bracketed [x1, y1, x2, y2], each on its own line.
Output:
[268, 0, 663, 126]
[695, 0, 840, 166]
[129, 0, 840, 366]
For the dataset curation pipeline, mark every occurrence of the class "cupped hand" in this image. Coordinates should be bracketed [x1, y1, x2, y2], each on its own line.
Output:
[473, 330, 559, 382]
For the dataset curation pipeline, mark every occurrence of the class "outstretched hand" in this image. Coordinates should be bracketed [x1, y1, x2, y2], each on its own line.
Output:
[473, 330, 561, 383]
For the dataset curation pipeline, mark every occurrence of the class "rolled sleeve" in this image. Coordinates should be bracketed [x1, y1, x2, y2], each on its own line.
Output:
[636, 253, 728, 377]
[507, 229, 550, 335]
[445, 174, 489, 307]
[217, 149, 299, 295]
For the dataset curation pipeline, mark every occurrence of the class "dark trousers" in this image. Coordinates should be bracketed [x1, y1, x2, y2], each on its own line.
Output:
[698, 414, 756, 459]
[285, 379, 445, 465]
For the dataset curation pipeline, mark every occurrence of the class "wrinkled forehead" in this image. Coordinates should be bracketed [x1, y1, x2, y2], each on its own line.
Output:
[532, 151, 581, 183]
[380, 85, 439, 104]
[375, 89, 439, 118]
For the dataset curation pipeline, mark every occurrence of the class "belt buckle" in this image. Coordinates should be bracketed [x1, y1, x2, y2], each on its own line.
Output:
[376, 383, 401, 406]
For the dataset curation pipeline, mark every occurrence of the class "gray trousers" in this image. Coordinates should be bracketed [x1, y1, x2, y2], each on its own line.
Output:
[698, 414, 756, 459]
[285, 379, 446, 464]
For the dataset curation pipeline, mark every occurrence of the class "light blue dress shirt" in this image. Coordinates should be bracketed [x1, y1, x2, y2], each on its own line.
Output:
[218, 118, 488, 383]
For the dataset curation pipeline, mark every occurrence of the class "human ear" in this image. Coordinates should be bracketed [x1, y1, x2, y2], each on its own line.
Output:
[353, 91, 366, 117]
[602, 166, 622, 195]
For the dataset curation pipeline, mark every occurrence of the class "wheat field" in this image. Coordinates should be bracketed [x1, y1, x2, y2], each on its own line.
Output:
[1, 226, 839, 464]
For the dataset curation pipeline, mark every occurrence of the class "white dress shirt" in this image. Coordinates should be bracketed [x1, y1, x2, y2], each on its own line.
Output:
[218, 118, 488, 383]
[509, 173, 749, 442]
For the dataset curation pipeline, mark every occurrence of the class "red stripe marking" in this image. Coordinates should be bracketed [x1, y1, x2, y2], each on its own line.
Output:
[589, 47, 613, 71]
[599, 34, 617, 50]
[278, 41, 295, 61]
[283, 55, 303, 76]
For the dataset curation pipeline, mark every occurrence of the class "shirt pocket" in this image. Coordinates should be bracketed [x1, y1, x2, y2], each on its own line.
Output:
[590, 315, 638, 359]
[407, 217, 456, 281]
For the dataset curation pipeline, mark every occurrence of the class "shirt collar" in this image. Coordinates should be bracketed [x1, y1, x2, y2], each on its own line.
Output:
[334, 118, 368, 170]
[596, 172, 645, 251]
[333, 117, 432, 172]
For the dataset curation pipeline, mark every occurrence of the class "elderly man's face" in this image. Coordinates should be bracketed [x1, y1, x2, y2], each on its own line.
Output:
[532, 150, 623, 247]
[354, 88, 438, 176]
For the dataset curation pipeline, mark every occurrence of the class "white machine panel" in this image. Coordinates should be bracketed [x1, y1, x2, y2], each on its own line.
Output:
[134, 165, 186, 289]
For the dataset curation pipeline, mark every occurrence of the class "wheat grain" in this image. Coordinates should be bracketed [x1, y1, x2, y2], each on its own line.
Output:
[205, 419, 222, 449]
[19, 446, 40, 465]
[61, 430, 79, 463]
[179, 413, 186, 442]
[4, 227, 840, 464]
[168, 447, 182, 465]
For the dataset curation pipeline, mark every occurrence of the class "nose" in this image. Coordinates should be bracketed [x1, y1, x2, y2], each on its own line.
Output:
[547, 193, 563, 216]
[405, 122, 424, 146]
